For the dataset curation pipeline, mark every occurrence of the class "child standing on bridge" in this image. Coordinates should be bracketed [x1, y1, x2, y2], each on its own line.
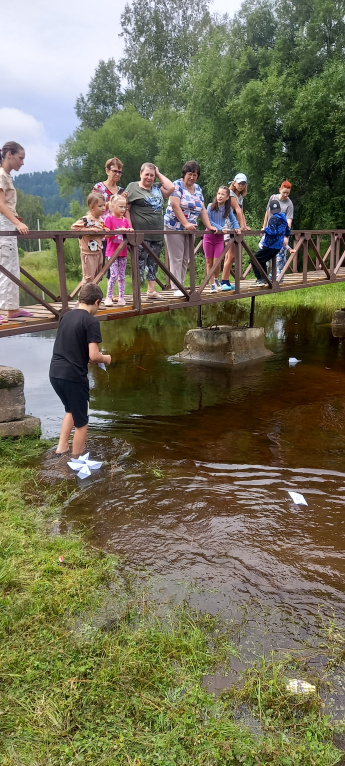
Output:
[104, 194, 133, 307]
[203, 186, 241, 292]
[71, 192, 109, 285]
[49, 283, 111, 456]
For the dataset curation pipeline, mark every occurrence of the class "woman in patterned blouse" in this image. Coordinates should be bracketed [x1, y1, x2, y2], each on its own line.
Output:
[164, 161, 216, 297]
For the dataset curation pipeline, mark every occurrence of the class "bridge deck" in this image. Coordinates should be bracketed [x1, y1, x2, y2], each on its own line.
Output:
[1, 267, 344, 338]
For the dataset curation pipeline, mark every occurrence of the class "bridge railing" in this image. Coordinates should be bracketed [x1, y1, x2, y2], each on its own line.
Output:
[0, 228, 345, 317]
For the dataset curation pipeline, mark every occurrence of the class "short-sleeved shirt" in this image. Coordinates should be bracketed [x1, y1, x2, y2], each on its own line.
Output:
[92, 182, 125, 204]
[0, 168, 17, 214]
[164, 179, 204, 230]
[267, 194, 294, 222]
[49, 309, 102, 383]
[104, 214, 130, 258]
[125, 181, 164, 241]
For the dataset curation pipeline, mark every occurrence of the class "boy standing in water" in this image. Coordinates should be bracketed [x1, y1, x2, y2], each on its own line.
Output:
[49, 284, 111, 456]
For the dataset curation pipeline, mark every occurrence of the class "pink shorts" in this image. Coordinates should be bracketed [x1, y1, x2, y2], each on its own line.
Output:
[203, 232, 225, 260]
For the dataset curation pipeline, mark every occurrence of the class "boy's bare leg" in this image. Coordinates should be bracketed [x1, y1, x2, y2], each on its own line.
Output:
[56, 412, 74, 454]
[72, 425, 88, 457]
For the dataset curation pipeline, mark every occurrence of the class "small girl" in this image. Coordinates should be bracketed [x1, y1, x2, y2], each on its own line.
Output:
[104, 195, 133, 307]
[204, 186, 241, 292]
[71, 192, 107, 284]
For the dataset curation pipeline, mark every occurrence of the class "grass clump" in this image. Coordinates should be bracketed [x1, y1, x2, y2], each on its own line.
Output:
[0, 437, 342, 764]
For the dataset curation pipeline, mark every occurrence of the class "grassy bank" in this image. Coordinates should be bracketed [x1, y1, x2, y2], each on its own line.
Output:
[0, 437, 343, 764]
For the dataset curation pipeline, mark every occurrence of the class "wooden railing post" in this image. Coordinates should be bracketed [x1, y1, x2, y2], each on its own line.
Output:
[129, 232, 142, 311]
[55, 234, 69, 314]
[330, 233, 335, 279]
[188, 231, 196, 293]
[234, 237, 241, 293]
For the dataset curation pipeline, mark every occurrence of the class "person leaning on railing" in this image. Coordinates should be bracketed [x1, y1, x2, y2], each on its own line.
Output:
[262, 179, 294, 283]
[220, 173, 251, 292]
[125, 163, 174, 300]
[0, 141, 33, 324]
[164, 161, 217, 297]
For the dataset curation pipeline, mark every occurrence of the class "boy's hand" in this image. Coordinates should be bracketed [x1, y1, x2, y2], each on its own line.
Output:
[235, 228, 241, 234]
[289, 248, 296, 255]
[103, 354, 111, 366]
[103, 227, 110, 232]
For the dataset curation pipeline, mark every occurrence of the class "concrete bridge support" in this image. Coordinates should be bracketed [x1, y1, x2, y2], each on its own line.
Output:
[0, 366, 41, 437]
[174, 326, 274, 366]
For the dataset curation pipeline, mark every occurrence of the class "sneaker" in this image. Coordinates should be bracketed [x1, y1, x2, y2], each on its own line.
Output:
[104, 297, 114, 306]
[146, 290, 161, 299]
[221, 283, 235, 291]
[211, 284, 217, 293]
[253, 279, 267, 287]
[117, 297, 126, 306]
[173, 289, 185, 297]
[215, 279, 222, 291]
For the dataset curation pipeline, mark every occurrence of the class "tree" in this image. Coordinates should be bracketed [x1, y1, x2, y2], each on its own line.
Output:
[57, 107, 158, 196]
[119, 0, 212, 117]
[75, 59, 123, 130]
[16, 189, 45, 251]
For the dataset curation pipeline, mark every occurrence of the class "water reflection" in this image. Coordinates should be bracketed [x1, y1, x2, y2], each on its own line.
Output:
[1, 302, 345, 648]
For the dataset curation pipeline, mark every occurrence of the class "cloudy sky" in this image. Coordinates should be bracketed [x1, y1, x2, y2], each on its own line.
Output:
[1, 0, 243, 174]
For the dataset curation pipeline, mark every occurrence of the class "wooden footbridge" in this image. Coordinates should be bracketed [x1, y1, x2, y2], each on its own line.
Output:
[0, 228, 344, 338]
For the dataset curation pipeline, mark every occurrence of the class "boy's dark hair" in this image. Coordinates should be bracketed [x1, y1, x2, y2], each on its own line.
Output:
[79, 284, 103, 305]
[210, 186, 231, 218]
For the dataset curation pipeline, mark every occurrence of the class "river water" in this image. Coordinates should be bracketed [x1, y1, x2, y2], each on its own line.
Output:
[1, 301, 345, 658]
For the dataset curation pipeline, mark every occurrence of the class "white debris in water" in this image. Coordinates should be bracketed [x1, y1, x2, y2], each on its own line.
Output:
[67, 452, 103, 480]
[289, 357, 301, 366]
[287, 490, 308, 506]
[286, 679, 316, 694]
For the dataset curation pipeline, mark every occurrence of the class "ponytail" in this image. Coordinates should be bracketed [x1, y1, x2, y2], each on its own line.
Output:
[0, 141, 24, 166]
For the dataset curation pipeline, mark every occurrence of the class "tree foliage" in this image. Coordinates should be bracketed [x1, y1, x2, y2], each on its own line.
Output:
[57, 108, 158, 196]
[56, 0, 345, 229]
[118, 0, 212, 117]
[75, 59, 122, 130]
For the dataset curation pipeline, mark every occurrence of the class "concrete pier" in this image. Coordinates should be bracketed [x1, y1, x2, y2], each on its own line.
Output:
[331, 309, 345, 338]
[0, 366, 41, 437]
[174, 326, 274, 366]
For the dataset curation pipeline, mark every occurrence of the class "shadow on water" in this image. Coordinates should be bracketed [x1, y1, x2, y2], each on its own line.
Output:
[2, 300, 345, 655]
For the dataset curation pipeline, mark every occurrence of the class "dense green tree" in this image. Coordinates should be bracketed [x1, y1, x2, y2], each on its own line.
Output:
[75, 59, 123, 130]
[16, 189, 45, 251]
[57, 107, 158, 196]
[119, 0, 212, 117]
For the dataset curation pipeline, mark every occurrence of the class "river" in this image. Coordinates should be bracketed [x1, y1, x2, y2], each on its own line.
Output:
[1, 301, 345, 661]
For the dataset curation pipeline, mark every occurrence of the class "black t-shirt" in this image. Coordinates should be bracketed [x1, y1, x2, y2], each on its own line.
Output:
[49, 309, 102, 383]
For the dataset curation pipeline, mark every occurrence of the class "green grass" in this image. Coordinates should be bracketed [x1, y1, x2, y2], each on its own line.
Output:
[0, 437, 343, 764]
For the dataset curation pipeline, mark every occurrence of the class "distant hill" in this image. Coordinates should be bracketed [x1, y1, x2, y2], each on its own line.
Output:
[14, 170, 82, 216]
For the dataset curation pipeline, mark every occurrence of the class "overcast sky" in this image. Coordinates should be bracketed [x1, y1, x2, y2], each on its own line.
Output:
[1, 0, 243, 174]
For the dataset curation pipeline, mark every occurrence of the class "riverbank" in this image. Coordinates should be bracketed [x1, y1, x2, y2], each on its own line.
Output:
[0, 436, 343, 765]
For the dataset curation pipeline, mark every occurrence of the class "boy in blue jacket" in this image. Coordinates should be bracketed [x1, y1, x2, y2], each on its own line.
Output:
[250, 199, 295, 285]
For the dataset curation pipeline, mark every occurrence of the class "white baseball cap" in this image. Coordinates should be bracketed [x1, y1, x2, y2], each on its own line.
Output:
[234, 173, 247, 184]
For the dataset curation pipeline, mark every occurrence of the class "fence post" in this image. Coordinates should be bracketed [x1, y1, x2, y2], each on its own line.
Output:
[55, 234, 69, 314]
[130, 232, 142, 311]
[188, 231, 196, 293]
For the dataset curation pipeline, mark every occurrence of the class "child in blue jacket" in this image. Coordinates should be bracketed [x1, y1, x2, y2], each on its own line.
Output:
[250, 199, 295, 284]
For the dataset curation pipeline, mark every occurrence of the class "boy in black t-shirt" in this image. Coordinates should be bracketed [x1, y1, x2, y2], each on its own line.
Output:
[50, 284, 111, 456]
